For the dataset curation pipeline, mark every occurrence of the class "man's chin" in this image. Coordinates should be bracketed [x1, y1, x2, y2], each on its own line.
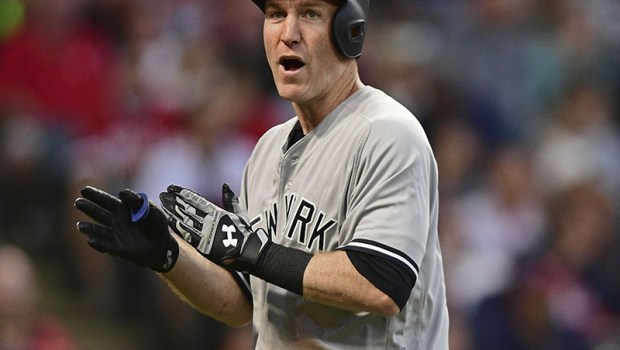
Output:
[276, 86, 305, 103]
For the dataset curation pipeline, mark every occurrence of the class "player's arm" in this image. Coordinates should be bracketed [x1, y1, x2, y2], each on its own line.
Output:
[74, 186, 252, 327]
[303, 250, 401, 316]
[160, 236, 252, 327]
[161, 184, 409, 317]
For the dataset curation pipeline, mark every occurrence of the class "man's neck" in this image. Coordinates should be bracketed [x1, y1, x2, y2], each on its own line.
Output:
[293, 77, 364, 134]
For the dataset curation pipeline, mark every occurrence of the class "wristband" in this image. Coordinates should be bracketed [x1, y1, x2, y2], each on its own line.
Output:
[249, 244, 313, 296]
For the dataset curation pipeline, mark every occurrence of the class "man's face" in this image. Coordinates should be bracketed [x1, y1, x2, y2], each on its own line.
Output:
[263, 0, 350, 105]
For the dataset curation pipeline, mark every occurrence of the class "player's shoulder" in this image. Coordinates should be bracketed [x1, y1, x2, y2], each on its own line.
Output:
[347, 86, 413, 120]
[346, 86, 430, 148]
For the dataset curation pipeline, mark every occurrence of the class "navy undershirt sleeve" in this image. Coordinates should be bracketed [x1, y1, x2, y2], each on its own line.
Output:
[344, 250, 416, 311]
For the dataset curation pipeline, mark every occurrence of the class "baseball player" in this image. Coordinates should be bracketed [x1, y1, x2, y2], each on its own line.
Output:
[74, 0, 449, 348]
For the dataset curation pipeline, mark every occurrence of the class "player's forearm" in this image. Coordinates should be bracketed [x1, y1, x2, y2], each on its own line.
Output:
[303, 251, 400, 317]
[160, 237, 253, 327]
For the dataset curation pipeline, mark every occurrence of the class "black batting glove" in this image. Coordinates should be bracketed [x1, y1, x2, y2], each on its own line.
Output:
[159, 184, 270, 273]
[74, 186, 179, 273]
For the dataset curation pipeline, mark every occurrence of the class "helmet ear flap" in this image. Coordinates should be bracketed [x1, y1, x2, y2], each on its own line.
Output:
[332, 0, 369, 59]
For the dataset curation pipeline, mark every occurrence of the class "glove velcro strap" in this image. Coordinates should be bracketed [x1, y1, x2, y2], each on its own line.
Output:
[250, 244, 313, 296]
[240, 228, 270, 264]
[152, 235, 179, 273]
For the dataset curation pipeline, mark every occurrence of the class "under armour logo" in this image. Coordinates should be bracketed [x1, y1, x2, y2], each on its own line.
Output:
[222, 224, 238, 247]
[161, 249, 174, 271]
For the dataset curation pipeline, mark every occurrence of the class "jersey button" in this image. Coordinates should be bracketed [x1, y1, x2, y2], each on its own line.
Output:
[285, 181, 292, 190]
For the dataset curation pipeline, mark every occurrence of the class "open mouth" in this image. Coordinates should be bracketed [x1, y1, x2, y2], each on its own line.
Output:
[280, 58, 305, 71]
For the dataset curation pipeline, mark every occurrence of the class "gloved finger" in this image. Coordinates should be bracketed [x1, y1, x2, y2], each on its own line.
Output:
[159, 198, 174, 219]
[222, 183, 242, 214]
[74, 198, 114, 226]
[166, 184, 184, 194]
[76, 221, 113, 238]
[119, 189, 151, 223]
[87, 236, 120, 255]
[167, 216, 201, 248]
[76, 221, 119, 254]
[159, 192, 181, 215]
[119, 189, 143, 211]
[80, 186, 122, 212]
[221, 184, 251, 227]
[160, 192, 206, 225]
[167, 185, 216, 214]
[167, 216, 190, 242]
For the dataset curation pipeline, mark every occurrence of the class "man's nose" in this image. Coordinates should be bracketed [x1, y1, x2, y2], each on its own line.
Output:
[281, 15, 301, 46]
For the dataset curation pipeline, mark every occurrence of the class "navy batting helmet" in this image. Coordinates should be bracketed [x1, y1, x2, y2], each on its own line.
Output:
[251, 0, 369, 59]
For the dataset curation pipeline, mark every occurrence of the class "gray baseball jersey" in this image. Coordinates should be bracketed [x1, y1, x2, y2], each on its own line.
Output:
[239, 86, 449, 349]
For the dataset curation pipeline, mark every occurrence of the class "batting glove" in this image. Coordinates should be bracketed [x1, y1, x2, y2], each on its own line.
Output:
[159, 184, 270, 273]
[74, 186, 179, 273]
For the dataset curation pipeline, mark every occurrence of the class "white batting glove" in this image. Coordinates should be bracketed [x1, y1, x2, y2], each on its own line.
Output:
[159, 184, 270, 271]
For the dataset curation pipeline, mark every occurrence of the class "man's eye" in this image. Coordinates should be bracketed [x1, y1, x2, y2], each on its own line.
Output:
[269, 11, 285, 20]
[305, 10, 319, 19]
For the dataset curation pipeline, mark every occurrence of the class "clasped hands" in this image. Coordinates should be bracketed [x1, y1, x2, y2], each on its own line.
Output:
[74, 184, 270, 273]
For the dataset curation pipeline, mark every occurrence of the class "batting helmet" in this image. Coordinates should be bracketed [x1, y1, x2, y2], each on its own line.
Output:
[251, 0, 369, 59]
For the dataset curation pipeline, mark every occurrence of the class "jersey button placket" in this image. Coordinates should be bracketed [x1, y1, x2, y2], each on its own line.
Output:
[282, 158, 293, 191]
[279, 155, 291, 194]
[281, 151, 299, 193]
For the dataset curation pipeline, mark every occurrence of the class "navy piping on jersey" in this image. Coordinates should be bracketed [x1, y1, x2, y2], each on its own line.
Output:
[340, 238, 420, 278]
[345, 250, 416, 310]
[339, 239, 419, 310]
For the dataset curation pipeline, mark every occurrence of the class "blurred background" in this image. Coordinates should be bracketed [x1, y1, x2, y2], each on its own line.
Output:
[0, 0, 619, 349]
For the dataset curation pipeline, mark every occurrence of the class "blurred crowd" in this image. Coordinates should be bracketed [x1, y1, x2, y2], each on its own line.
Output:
[0, 0, 619, 349]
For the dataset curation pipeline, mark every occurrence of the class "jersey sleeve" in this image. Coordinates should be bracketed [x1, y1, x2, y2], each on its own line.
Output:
[338, 115, 437, 286]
